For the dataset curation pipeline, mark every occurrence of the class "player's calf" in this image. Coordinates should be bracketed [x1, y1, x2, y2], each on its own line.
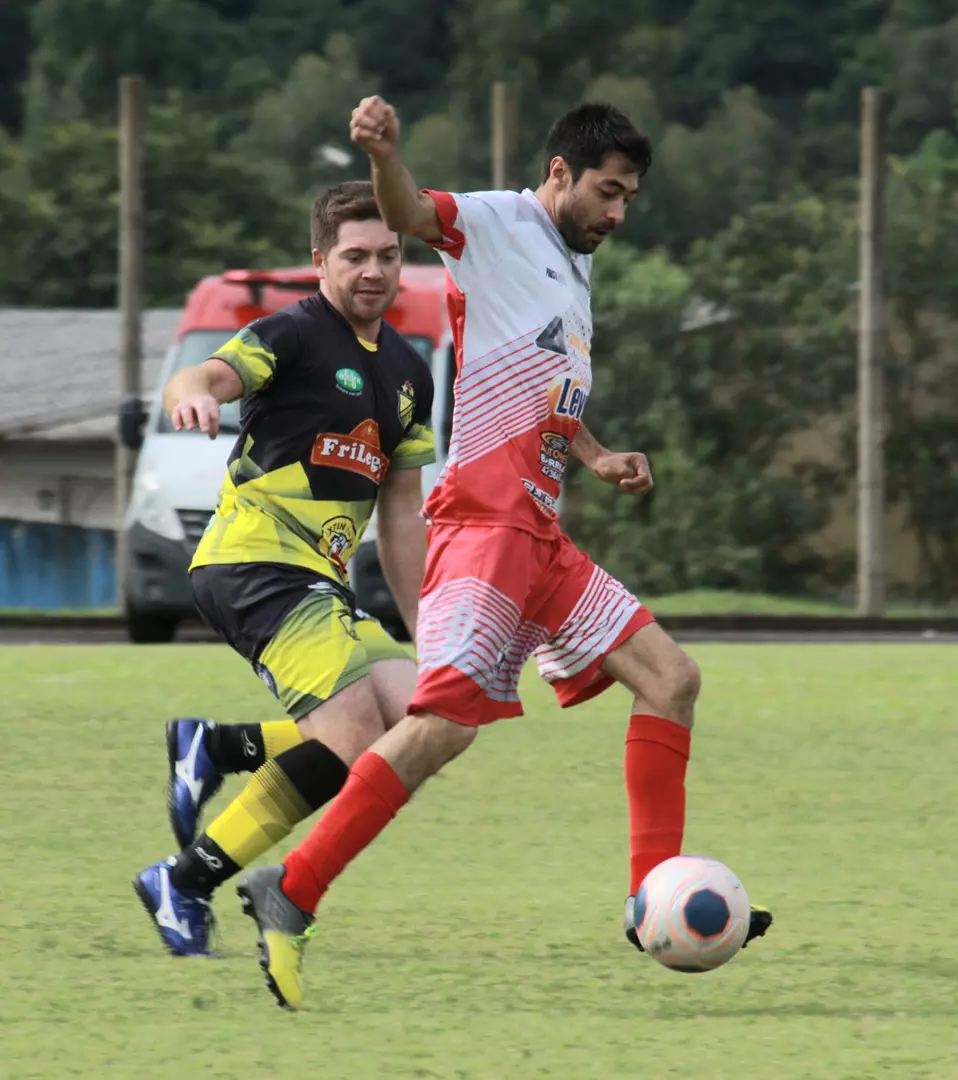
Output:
[380, 711, 477, 792]
[278, 714, 474, 917]
[602, 624, 702, 896]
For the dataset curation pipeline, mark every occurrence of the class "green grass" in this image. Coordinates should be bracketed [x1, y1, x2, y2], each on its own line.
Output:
[1, 643, 955, 1080]
[3, 591, 955, 619]
[645, 589, 956, 616]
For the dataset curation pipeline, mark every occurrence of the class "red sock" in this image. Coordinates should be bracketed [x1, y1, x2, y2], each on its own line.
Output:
[281, 751, 409, 913]
[625, 714, 691, 894]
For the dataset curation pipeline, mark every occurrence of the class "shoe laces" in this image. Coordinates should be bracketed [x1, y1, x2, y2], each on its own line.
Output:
[291, 924, 317, 968]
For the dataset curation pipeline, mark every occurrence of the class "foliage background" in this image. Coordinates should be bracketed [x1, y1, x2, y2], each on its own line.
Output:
[3, 0, 957, 597]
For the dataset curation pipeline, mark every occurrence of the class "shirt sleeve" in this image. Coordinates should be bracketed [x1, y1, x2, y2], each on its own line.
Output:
[210, 312, 300, 397]
[421, 189, 514, 289]
[391, 368, 436, 471]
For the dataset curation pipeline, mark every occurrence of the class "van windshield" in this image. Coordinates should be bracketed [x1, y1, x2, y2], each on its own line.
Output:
[159, 329, 434, 435]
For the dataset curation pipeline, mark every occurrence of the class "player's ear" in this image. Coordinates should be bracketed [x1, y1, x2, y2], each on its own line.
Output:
[312, 248, 326, 282]
[549, 156, 571, 190]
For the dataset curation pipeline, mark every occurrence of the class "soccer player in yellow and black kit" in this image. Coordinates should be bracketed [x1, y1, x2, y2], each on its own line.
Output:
[133, 181, 435, 959]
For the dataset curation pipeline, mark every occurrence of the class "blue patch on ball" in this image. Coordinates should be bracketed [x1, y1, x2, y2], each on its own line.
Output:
[632, 886, 648, 930]
[683, 888, 730, 938]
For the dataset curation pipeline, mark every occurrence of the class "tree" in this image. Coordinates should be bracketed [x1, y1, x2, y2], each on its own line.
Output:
[23, 0, 247, 133]
[0, 0, 36, 134]
[0, 94, 303, 307]
[642, 88, 787, 254]
[568, 196, 859, 597]
[882, 131, 958, 596]
[232, 35, 378, 194]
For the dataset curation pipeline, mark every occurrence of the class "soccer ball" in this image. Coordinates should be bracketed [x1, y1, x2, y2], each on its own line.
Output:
[630, 855, 750, 973]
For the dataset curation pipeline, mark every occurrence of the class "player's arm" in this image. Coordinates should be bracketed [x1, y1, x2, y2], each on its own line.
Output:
[351, 96, 507, 283]
[350, 96, 441, 243]
[164, 315, 299, 439]
[163, 359, 243, 439]
[378, 372, 435, 637]
[572, 423, 654, 495]
[376, 466, 427, 640]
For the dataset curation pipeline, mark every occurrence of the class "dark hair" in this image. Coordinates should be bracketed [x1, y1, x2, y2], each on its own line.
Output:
[541, 103, 652, 183]
[310, 180, 383, 252]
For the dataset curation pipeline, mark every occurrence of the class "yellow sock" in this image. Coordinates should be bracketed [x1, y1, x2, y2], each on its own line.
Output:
[170, 741, 350, 893]
[207, 759, 310, 866]
[261, 719, 304, 761]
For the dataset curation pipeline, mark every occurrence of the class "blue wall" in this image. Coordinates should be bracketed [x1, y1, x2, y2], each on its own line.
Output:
[0, 519, 116, 610]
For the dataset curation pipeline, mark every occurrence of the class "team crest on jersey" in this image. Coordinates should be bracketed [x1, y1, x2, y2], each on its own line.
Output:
[539, 431, 570, 483]
[398, 380, 416, 427]
[320, 515, 357, 576]
[310, 419, 387, 483]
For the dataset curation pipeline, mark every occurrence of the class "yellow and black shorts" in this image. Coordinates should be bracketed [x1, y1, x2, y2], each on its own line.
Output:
[191, 563, 411, 720]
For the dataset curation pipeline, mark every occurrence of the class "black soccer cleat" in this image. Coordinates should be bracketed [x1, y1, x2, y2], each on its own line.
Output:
[623, 895, 773, 952]
[742, 904, 773, 947]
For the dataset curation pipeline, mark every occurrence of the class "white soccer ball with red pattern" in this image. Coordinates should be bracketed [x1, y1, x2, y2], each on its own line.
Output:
[633, 855, 750, 972]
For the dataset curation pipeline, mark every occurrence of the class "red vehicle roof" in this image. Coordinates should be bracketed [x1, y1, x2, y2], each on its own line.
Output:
[178, 262, 450, 346]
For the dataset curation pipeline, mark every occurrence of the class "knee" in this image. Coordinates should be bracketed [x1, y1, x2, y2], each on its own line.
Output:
[298, 701, 386, 766]
[414, 712, 477, 757]
[662, 652, 701, 717]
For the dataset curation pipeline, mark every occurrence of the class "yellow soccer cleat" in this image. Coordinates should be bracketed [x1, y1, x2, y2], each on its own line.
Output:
[237, 866, 316, 1009]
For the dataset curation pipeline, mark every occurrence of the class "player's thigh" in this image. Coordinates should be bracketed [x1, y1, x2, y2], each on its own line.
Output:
[192, 563, 390, 760]
[600, 621, 702, 719]
[411, 524, 539, 726]
[257, 585, 389, 761]
[297, 677, 386, 765]
[531, 537, 654, 709]
[355, 615, 417, 730]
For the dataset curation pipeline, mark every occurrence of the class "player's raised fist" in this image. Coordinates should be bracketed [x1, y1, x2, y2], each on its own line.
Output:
[350, 96, 400, 157]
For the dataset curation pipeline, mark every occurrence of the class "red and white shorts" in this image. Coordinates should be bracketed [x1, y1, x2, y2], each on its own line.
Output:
[408, 524, 655, 726]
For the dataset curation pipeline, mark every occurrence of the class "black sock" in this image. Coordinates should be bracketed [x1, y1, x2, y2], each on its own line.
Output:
[170, 739, 350, 894]
[169, 835, 241, 895]
[205, 722, 267, 773]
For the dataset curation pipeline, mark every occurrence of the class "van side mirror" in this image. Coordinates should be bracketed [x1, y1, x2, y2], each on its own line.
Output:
[119, 394, 148, 451]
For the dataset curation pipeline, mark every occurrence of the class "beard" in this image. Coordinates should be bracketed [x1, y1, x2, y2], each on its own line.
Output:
[340, 285, 395, 324]
[555, 205, 613, 255]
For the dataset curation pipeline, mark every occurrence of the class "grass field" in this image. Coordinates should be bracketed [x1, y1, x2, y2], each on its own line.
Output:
[4, 588, 956, 620]
[2, 643, 955, 1080]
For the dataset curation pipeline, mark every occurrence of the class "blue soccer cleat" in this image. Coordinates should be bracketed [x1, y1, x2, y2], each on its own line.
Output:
[133, 858, 215, 957]
[167, 718, 223, 850]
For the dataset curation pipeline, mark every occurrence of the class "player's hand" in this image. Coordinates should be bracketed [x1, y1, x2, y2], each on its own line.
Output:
[350, 96, 400, 158]
[171, 395, 222, 439]
[592, 451, 653, 495]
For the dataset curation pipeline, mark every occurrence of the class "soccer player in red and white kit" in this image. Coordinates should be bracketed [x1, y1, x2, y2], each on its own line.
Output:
[237, 96, 773, 1008]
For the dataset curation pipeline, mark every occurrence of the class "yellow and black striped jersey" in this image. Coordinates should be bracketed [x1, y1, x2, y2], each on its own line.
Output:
[190, 293, 435, 583]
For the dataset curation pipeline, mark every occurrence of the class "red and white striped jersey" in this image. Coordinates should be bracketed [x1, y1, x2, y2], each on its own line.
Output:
[422, 188, 594, 538]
